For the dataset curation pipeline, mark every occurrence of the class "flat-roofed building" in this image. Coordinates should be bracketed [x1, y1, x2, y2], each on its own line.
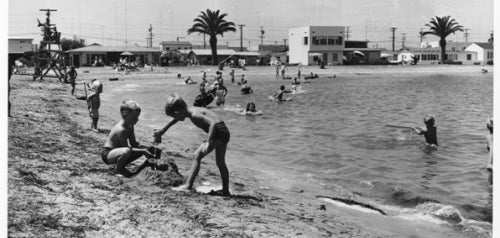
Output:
[288, 26, 345, 65]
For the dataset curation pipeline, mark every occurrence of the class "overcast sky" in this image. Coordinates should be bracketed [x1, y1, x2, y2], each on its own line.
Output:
[8, 0, 494, 50]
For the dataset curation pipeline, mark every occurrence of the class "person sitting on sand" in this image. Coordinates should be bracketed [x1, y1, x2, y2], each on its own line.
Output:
[412, 114, 438, 147]
[102, 99, 155, 177]
[486, 118, 493, 185]
[240, 80, 253, 94]
[154, 94, 231, 196]
[271, 85, 292, 101]
[87, 80, 103, 132]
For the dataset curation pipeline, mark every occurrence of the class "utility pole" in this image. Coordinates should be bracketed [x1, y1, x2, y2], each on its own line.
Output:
[203, 34, 206, 49]
[283, 39, 287, 52]
[238, 24, 246, 52]
[390, 27, 397, 51]
[402, 33, 406, 48]
[260, 26, 265, 46]
[464, 29, 470, 42]
[146, 24, 154, 48]
[345, 26, 351, 40]
[419, 28, 424, 43]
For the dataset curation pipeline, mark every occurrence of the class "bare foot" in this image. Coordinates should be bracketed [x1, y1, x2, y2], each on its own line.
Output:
[171, 184, 194, 193]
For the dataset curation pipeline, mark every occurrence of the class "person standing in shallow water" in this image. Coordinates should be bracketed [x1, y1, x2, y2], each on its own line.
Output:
[412, 114, 438, 147]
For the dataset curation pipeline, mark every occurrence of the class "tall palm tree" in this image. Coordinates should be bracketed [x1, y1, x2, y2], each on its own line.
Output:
[187, 9, 236, 65]
[423, 16, 464, 64]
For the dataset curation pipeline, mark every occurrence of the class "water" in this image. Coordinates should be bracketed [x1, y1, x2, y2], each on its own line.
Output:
[100, 69, 492, 234]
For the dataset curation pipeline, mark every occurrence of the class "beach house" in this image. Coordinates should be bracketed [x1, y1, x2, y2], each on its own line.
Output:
[67, 45, 161, 67]
[465, 43, 494, 63]
[288, 26, 345, 65]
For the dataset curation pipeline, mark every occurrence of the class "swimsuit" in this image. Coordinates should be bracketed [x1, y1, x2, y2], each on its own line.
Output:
[101, 147, 112, 164]
[213, 122, 230, 144]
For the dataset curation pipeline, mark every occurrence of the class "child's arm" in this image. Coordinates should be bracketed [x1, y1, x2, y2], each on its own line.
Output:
[128, 128, 154, 157]
[411, 127, 424, 135]
[154, 119, 179, 138]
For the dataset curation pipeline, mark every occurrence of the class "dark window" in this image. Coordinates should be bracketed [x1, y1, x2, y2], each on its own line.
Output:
[312, 36, 319, 45]
[313, 55, 318, 61]
[327, 36, 334, 45]
[320, 36, 327, 45]
[338, 36, 343, 45]
[304, 37, 308, 45]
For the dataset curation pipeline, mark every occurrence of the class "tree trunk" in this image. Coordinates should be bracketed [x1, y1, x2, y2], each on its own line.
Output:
[209, 36, 218, 65]
[439, 38, 446, 64]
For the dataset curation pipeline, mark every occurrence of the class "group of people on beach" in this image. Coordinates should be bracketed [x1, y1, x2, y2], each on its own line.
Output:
[62, 64, 492, 199]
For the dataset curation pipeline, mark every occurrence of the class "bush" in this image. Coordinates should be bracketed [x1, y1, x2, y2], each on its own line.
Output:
[487, 60, 493, 65]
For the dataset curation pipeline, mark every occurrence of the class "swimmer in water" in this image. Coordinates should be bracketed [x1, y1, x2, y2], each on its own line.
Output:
[412, 114, 438, 147]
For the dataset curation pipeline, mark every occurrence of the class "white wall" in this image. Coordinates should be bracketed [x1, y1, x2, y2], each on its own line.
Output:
[465, 44, 493, 62]
[289, 26, 310, 65]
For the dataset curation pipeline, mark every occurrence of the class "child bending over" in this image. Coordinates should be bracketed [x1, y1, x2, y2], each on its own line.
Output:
[154, 94, 231, 196]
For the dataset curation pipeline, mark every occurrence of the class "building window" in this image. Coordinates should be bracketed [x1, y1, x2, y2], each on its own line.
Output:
[304, 37, 308, 45]
[312, 36, 319, 45]
[166, 47, 170, 50]
[337, 36, 343, 45]
[313, 55, 318, 61]
[467, 54, 471, 60]
[332, 53, 338, 61]
[487, 52, 493, 59]
[320, 36, 327, 45]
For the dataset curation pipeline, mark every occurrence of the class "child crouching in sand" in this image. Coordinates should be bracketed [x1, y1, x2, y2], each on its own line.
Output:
[102, 99, 155, 177]
[154, 94, 231, 196]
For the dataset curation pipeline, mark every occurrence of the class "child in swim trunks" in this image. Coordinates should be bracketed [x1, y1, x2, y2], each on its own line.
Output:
[154, 94, 231, 196]
[102, 99, 155, 177]
[272, 85, 292, 101]
[87, 80, 103, 132]
[412, 114, 438, 146]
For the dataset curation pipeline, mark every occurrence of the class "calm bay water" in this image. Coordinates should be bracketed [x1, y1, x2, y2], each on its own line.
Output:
[101, 68, 492, 233]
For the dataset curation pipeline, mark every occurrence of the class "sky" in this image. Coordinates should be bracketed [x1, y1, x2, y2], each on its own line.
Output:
[7, 0, 494, 50]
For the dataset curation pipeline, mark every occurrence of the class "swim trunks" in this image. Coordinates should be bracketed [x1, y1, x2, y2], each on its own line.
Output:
[101, 147, 112, 164]
[213, 122, 230, 144]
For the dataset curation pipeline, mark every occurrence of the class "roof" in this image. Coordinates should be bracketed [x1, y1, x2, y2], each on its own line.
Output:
[67, 45, 161, 53]
[187, 49, 238, 56]
[472, 42, 493, 49]
[344, 48, 384, 51]
[160, 41, 192, 45]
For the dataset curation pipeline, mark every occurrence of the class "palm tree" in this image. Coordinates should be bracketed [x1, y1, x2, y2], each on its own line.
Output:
[423, 16, 464, 64]
[187, 9, 236, 65]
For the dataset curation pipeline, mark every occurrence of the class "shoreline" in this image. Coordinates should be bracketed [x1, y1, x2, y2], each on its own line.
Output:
[8, 66, 490, 237]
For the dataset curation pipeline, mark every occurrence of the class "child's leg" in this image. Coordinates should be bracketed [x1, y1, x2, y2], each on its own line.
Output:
[180, 141, 216, 190]
[215, 143, 230, 194]
[92, 117, 99, 131]
[106, 147, 143, 177]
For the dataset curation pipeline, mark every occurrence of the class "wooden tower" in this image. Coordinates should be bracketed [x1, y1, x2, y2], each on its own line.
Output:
[33, 9, 67, 82]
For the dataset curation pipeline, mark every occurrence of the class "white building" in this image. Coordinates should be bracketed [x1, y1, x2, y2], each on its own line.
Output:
[9, 38, 34, 54]
[465, 43, 493, 62]
[288, 26, 344, 65]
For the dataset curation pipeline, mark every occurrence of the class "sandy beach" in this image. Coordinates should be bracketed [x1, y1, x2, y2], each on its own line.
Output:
[8, 65, 492, 237]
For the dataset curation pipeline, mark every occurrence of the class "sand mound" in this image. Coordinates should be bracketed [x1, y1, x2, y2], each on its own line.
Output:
[135, 158, 184, 188]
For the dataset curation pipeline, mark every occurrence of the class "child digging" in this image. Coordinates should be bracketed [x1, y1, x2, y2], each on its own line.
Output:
[87, 80, 103, 132]
[102, 99, 155, 177]
[154, 94, 231, 196]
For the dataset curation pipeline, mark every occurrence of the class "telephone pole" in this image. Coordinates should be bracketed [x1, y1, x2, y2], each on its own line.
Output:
[419, 28, 424, 43]
[260, 26, 265, 46]
[402, 33, 406, 48]
[464, 29, 470, 42]
[283, 39, 287, 52]
[345, 26, 351, 40]
[390, 27, 397, 51]
[146, 24, 154, 48]
[238, 24, 246, 51]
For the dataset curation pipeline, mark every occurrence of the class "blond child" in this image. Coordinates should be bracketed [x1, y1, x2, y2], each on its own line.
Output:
[87, 80, 103, 132]
[102, 99, 154, 177]
[154, 94, 231, 196]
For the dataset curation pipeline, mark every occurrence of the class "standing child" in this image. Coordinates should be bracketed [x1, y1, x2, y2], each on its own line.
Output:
[214, 83, 228, 107]
[154, 94, 231, 196]
[412, 114, 438, 146]
[87, 80, 103, 132]
[102, 99, 155, 177]
[486, 118, 493, 185]
[281, 63, 286, 79]
[229, 69, 235, 83]
[297, 65, 301, 79]
[275, 64, 280, 79]
[68, 66, 78, 95]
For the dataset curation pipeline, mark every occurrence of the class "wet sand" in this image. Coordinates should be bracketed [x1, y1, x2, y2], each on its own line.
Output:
[8, 65, 491, 237]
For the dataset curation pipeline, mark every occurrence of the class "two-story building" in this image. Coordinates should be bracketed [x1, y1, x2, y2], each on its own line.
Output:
[288, 26, 345, 65]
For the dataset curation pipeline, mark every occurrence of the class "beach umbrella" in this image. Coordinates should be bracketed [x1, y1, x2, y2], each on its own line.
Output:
[121, 51, 134, 56]
[353, 50, 365, 57]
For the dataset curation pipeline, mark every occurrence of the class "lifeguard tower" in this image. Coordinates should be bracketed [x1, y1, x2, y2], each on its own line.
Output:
[33, 9, 67, 82]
